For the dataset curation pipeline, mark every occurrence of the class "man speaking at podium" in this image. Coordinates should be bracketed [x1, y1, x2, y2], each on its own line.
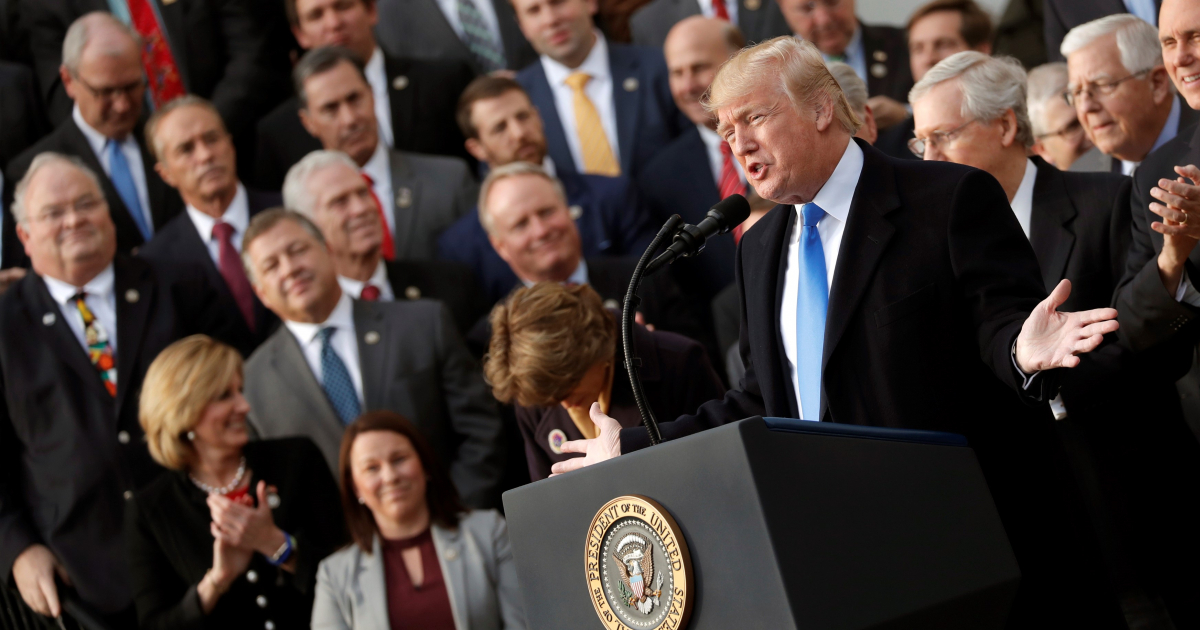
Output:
[552, 36, 1127, 626]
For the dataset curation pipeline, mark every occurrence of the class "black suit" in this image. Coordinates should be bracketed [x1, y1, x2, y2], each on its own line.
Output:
[1044, 0, 1142, 62]
[0, 61, 47, 172]
[137, 188, 281, 358]
[383, 259, 490, 336]
[0, 256, 220, 614]
[4, 117, 185, 265]
[253, 54, 475, 190]
[859, 22, 913, 103]
[621, 139, 1123, 626]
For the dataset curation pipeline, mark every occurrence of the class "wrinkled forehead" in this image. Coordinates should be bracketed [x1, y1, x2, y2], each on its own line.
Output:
[1066, 34, 1127, 81]
[713, 83, 785, 135]
[28, 163, 102, 207]
[312, 161, 367, 198]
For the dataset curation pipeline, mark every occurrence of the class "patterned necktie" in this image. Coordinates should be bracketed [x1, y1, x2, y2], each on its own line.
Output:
[124, 0, 185, 107]
[795, 203, 828, 421]
[73, 292, 117, 397]
[456, 0, 506, 73]
[362, 173, 395, 261]
[107, 140, 152, 240]
[318, 327, 361, 424]
[564, 72, 620, 176]
[711, 0, 730, 20]
[360, 285, 381, 301]
[718, 141, 745, 200]
[211, 222, 256, 332]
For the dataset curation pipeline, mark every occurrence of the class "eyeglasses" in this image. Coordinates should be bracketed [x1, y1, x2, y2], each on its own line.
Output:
[71, 73, 147, 103]
[792, 0, 841, 15]
[1064, 69, 1150, 107]
[32, 196, 107, 225]
[1035, 118, 1084, 141]
[908, 119, 977, 157]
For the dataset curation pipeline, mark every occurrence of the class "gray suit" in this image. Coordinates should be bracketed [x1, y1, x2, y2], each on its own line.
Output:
[374, 0, 538, 75]
[629, 0, 791, 48]
[243, 298, 504, 508]
[389, 150, 479, 260]
[311, 510, 526, 630]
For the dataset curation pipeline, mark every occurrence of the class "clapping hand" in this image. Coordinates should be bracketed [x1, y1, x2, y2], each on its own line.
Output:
[207, 481, 286, 557]
[1015, 279, 1119, 372]
[1148, 165, 1200, 294]
[549, 403, 623, 475]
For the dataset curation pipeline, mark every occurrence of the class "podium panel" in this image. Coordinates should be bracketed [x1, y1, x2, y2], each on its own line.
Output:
[502, 417, 1020, 630]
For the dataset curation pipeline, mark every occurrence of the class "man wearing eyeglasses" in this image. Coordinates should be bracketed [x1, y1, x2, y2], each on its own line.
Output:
[1027, 62, 1107, 172]
[1063, 14, 1197, 176]
[3, 12, 184, 263]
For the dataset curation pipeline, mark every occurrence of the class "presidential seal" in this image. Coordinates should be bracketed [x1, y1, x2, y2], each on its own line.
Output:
[585, 496, 693, 630]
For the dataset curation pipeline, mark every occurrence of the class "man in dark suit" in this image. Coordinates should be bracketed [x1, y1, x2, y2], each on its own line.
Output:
[374, 0, 537, 75]
[629, 0, 789, 49]
[241, 209, 505, 508]
[512, 0, 688, 179]
[0, 153, 215, 624]
[1045, 0, 1156, 63]
[0, 61, 49, 271]
[253, 0, 475, 190]
[4, 13, 183, 265]
[137, 96, 280, 358]
[439, 75, 651, 303]
[284, 149, 488, 335]
[554, 37, 1128, 627]
[294, 47, 477, 261]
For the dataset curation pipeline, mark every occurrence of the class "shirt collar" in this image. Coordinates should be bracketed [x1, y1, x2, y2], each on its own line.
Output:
[795, 137, 863, 225]
[1152, 96, 1183, 156]
[284, 290, 355, 344]
[1009, 158, 1038, 238]
[542, 156, 558, 178]
[42, 262, 116, 305]
[520, 258, 589, 287]
[362, 139, 390, 183]
[73, 105, 131, 154]
[697, 124, 724, 151]
[364, 46, 386, 91]
[186, 183, 250, 240]
[337, 260, 390, 299]
[820, 26, 862, 63]
[541, 30, 610, 86]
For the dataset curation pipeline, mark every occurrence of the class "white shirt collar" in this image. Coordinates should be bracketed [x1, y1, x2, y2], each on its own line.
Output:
[520, 258, 589, 287]
[542, 156, 558, 178]
[284, 290, 354, 343]
[337, 260, 392, 300]
[42, 263, 116, 305]
[362, 139, 390, 183]
[1008, 159, 1038, 239]
[73, 104, 137, 157]
[365, 46, 386, 88]
[541, 30, 610, 83]
[185, 183, 250, 240]
[795, 137, 863, 225]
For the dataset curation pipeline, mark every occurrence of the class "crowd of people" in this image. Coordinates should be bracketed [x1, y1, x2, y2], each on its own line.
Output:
[1, 0, 1199, 627]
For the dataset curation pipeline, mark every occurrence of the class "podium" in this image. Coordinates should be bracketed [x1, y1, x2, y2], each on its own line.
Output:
[502, 417, 1020, 630]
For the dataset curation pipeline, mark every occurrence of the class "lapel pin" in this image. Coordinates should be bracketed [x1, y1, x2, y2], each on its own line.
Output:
[603, 299, 620, 310]
[125, 289, 139, 303]
[548, 429, 567, 454]
[870, 63, 888, 79]
[404, 286, 422, 300]
[392, 75, 409, 91]
[266, 490, 281, 509]
[623, 77, 639, 92]
[396, 187, 413, 208]
[445, 548, 459, 561]
[569, 204, 583, 220]
[744, 0, 761, 10]
[873, 50, 888, 62]
[364, 331, 381, 345]
[42, 312, 56, 326]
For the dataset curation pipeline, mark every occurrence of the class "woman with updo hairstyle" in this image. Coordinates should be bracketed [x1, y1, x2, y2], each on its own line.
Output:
[127, 335, 346, 630]
[484, 282, 725, 480]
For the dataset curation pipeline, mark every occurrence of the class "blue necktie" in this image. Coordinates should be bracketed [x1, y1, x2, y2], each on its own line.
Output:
[318, 327, 361, 424]
[795, 203, 828, 421]
[106, 140, 152, 240]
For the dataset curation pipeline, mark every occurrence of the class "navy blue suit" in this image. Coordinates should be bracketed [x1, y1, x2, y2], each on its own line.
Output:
[436, 168, 651, 304]
[517, 43, 687, 178]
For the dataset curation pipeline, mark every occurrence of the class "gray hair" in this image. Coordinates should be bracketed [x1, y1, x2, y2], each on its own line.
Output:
[282, 150, 362, 218]
[477, 162, 567, 235]
[826, 61, 868, 118]
[62, 12, 141, 74]
[239, 208, 326, 286]
[909, 51, 1034, 148]
[11, 152, 104, 226]
[293, 46, 368, 109]
[144, 95, 227, 162]
[1060, 14, 1163, 75]
[1026, 62, 1069, 137]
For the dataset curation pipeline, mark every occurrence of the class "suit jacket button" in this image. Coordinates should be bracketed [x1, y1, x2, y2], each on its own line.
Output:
[264, 621, 275, 630]
[405, 286, 421, 300]
[744, 0, 761, 10]
[246, 570, 258, 583]
[117, 430, 130, 444]
[256, 595, 268, 608]
[870, 63, 888, 78]
[873, 50, 888, 62]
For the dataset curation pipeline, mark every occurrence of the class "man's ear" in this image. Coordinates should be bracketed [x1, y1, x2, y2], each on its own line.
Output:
[1150, 66, 1174, 105]
[60, 65, 77, 101]
[465, 138, 490, 163]
[299, 107, 318, 138]
[813, 95, 836, 132]
[998, 109, 1019, 148]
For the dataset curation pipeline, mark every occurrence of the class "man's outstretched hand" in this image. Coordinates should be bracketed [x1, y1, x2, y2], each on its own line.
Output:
[1015, 279, 1118, 373]
[549, 403, 623, 475]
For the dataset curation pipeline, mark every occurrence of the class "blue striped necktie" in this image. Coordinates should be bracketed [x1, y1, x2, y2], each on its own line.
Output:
[457, 0, 506, 73]
[106, 139, 153, 240]
[318, 327, 361, 424]
[795, 203, 828, 421]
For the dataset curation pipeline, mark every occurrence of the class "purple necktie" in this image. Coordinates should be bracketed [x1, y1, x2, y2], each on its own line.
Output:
[212, 222, 256, 332]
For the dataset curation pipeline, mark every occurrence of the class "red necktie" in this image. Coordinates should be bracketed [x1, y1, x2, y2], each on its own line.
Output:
[712, 0, 730, 20]
[212, 222, 256, 332]
[360, 285, 381, 301]
[362, 173, 395, 261]
[720, 142, 748, 243]
[125, 0, 185, 107]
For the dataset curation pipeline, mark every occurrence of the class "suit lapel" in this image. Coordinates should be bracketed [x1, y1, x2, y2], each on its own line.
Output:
[114, 257, 153, 415]
[361, 538, 392, 629]
[353, 300, 388, 410]
[387, 151, 423, 259]
[752, 204, 800, 418]
[526, 65, 574, 171]
[272, 329, 340, 421]
[608, 46, 640, 175]
[1028, 159, 1076, 293]
[133, 125, 173, 230]
[432, 526, 470, 630]
[385, 56, 416, 150]
[25, 274, 110, 403]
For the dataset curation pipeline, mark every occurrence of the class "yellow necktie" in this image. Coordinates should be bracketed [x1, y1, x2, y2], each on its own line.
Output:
[564, 72, 620, 176]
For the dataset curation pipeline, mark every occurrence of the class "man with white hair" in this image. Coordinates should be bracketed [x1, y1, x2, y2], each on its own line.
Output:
[550, 35, 1126, 626]
[1063, 13, 1198, 175]
[1027, 62, 1107, 171]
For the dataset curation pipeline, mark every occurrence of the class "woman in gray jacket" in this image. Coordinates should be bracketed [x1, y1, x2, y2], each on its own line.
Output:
[312, 411, 525, 630]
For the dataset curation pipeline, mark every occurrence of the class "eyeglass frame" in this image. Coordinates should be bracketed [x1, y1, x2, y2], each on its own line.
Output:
[907, 119, 978, 158]
[69, 72, 147, 103]
[30, 194, 108, 226]
[1063, 69, 1151, 107]
[1035, 117, 1084, 141]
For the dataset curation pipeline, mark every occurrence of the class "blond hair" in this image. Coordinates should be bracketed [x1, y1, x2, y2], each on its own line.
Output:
[484, 282, 616, 407]
[706, 36, 861, 135]
[139, 335, 243, 470]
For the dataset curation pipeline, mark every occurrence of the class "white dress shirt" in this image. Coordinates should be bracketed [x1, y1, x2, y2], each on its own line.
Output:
[697, 124, 746, 188]
[338, 260, 396, 301]
[819, 27, 867, 89]
[185, 183, 250, 265]
[1007, 159, 1037, 239]
[362, 141, 396, 236]
[520, 259, 589, 287]
[779, 138, 861, 416]
[74, 105, 153, 233]
[42, 264, 119, 354]
[284, 292, 365, 403]
[695, 0, 738, 25]
[1121, 97, 1181, 176]
[1123, 0, 1158, 26]
[364, 47, 395, 149]
[433, 0, 504, 51]
[540, 32, 620, 172]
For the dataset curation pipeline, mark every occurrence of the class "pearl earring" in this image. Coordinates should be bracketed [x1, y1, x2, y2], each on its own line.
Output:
[186, 431, 196, 441]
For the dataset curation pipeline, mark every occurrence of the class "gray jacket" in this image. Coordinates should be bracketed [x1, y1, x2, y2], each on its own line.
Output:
[388, 149, 477, 260]
[311, 510, 526, 630]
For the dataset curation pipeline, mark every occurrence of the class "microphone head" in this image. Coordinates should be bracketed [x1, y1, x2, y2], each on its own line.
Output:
[707, 194, 752, 231]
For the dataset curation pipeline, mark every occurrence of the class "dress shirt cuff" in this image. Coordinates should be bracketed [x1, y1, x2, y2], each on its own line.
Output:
[1174, 269, 1200, 308]
[1011, 340, 1042, 390]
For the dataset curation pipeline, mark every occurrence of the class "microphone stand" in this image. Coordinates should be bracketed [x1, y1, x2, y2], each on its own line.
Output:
[622, 214, 683, 447]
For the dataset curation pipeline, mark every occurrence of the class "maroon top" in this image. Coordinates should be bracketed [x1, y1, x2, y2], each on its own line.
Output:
[381, 529, 456, 630]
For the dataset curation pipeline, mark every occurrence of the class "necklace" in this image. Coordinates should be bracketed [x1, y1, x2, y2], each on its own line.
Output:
[190, 456, 247, 495]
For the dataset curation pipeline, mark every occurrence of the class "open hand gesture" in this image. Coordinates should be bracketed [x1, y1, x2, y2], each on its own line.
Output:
[208, 481, 286, 557]
[1014, 279, 1118, 372]
[549, 403, 623, 475]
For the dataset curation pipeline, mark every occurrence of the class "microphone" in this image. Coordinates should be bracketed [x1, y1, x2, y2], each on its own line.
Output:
[645, 194, 751, 276]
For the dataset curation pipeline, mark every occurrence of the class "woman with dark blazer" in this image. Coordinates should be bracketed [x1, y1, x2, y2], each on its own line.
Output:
[126, 335, 347, 630]
[484, 282, 726, 480]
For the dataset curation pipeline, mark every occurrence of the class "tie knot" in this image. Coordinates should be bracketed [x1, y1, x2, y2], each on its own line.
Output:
[360, 284, 381, 301]
[70, 291, 87, 304]
[565, 72, 592, 90]
[212, 221, 234, 241]
[362, 172, 374, 186]
[317, 326, 337, 344]
[801, 203, 826, 227]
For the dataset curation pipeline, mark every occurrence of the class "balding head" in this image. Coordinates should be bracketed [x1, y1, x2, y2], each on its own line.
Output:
[665, 16, 744, 128]
[61, 12, 145, 139]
